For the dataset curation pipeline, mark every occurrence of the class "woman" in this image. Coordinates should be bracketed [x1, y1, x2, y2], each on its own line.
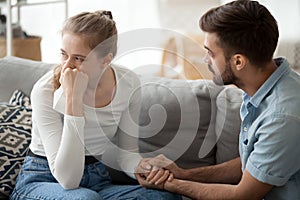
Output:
[11, 10, 181, 200]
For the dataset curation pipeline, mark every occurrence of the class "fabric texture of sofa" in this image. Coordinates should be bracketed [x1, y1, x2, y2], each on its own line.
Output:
[0, 56, 243, 199]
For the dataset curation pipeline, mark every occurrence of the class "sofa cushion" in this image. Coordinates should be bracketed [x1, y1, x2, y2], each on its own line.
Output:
[215, 86, 243, 164]
[0, 90, 31, 198]
[138, 77, 224, 168]
[0, 56, 54, 102]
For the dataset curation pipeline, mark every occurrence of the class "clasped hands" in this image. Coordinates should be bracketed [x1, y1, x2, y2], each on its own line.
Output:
[134, 154, 182, 190]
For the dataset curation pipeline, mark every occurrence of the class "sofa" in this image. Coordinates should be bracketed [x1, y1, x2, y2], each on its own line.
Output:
[0, 56, 243, 199]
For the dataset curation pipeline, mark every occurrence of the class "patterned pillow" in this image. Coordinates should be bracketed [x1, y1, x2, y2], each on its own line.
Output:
[9, 90, 31, 108]
[0, 90, 32, 198]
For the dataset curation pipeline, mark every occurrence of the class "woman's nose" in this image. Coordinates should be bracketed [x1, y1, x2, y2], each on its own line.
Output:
[62, 58, 76, 71]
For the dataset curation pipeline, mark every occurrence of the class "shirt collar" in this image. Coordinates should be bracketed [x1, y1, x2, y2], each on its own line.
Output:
[243, 57, 290, 108]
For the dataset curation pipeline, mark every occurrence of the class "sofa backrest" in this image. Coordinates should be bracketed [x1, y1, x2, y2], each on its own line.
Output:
[215, 86, 243, 164]
[0, 56, 55, 102]
[138, 76, 224, 168]
[0, 56, 242, 169]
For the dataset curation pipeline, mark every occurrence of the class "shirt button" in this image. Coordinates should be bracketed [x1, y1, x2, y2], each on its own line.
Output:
[243, 127, 248, 132]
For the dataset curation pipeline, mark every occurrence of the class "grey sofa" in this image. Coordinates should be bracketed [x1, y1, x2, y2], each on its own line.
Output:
[0, 56, 243, 199]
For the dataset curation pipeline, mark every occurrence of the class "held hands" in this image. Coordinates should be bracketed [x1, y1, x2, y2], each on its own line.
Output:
[135, 154, 182, 190]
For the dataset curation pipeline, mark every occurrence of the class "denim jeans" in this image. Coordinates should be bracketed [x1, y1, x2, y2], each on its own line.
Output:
[10, 156, 182, 200]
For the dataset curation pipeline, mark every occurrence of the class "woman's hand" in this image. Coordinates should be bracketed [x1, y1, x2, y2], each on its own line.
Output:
[60, 68, 89, 99]
[134, 155, 178, 190]
[146, 154, 184, 180]
[60, 68, 89, 116]
[135, 158, 172, 190]
[135, 169, 173, 190]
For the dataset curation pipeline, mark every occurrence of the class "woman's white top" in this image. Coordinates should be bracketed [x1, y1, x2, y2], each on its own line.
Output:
[29, 64, 142, 189]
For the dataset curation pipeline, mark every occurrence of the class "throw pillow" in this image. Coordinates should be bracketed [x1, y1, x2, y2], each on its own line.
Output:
[0, 90, 32, 198]
[9, 90, 31, 108]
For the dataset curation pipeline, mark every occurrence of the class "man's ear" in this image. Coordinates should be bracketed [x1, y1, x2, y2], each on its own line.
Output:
[103, 53, 113, 66]
[231, 54, 247, 71]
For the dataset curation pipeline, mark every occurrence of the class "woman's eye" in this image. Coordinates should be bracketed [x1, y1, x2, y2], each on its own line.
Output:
[74, 56, 85, 62]
[60, 52, 68, 59]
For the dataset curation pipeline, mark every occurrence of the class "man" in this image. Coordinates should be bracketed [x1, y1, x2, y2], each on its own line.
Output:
[135, 0, 300, 199]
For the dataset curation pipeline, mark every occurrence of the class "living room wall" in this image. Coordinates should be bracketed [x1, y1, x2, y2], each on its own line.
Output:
[2, 0, 300, 70]
[8, 0, 220, 72]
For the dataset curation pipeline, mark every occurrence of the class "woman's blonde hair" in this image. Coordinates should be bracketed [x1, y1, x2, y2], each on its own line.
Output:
[53, 10, 118, 90]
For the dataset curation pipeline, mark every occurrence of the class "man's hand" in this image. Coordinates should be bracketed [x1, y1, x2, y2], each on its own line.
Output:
[135, 167, 173, 190]
[146, 154, 184, 179]
[135, 157, 173, 189]
[134, 155, 181, 189]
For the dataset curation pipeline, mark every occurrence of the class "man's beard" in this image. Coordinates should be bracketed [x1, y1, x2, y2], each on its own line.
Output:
[209, 61, 237, 86]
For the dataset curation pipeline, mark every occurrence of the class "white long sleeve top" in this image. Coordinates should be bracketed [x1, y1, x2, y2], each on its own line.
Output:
[29, 64, 142, 189]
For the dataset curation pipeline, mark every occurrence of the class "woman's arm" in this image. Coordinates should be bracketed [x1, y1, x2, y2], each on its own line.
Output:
[31, 70, 87, 189]
[116, 78, 143, 179]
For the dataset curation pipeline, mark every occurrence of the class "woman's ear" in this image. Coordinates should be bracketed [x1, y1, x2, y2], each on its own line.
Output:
[231, 54, 247, 71]
[103, 53, 113, 67]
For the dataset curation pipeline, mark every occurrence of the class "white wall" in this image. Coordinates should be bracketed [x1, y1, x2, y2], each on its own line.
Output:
[13, 0, 162, 66]
[261, 0, 300, 40]
[3, 0, 300, 69]
[220, 0, 300, 67]
[11, 0, 220, 72]
[263, 0, 300, 67]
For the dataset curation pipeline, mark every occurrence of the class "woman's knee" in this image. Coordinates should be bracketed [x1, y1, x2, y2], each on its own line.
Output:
[62, 188, 102, 200]
[11, 185, 102, 200]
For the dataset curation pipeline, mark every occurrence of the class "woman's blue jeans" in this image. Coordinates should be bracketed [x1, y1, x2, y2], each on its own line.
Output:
[10, 156, 182, 200]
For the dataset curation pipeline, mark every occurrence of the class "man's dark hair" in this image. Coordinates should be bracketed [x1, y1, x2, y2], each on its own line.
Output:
[199, 0, 279, 66]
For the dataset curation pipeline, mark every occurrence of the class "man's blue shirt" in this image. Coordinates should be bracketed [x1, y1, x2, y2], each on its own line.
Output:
[239, 57, 300, 199]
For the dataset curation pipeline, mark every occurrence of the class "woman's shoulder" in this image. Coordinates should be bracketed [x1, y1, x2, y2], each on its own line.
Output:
[111, 64, 141, 88]
[111, 63, 137, 76]
[31, 70, 54, 100]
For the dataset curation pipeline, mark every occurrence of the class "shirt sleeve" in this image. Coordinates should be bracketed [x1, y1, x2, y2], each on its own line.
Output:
[116, 78, 143, 179]
[31, 73, 85, 189]
[246, 114, 300, 186]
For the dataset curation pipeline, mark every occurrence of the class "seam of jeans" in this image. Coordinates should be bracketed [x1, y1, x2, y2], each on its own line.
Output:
[12, 188, 52, 200]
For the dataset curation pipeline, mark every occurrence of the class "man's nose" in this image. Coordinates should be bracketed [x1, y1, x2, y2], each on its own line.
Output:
[203, 53, 210, 64]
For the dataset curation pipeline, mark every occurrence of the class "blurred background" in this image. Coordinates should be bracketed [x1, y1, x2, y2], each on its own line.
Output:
[1, 0, 300, 79]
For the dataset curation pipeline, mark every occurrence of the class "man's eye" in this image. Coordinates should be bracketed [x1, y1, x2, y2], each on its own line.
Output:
[207, 50, 213, 57]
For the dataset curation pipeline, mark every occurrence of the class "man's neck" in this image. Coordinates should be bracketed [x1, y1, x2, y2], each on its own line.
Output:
[237, 60, 277, 97]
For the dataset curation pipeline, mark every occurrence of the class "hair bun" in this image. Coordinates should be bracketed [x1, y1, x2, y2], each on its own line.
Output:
[102, 11, 113, 20]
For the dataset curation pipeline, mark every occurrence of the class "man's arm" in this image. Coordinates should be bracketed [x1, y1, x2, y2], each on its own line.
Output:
[140, 154, 242, 184]
[181, 157, 242, 184]
[164, 170, 273, 200]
